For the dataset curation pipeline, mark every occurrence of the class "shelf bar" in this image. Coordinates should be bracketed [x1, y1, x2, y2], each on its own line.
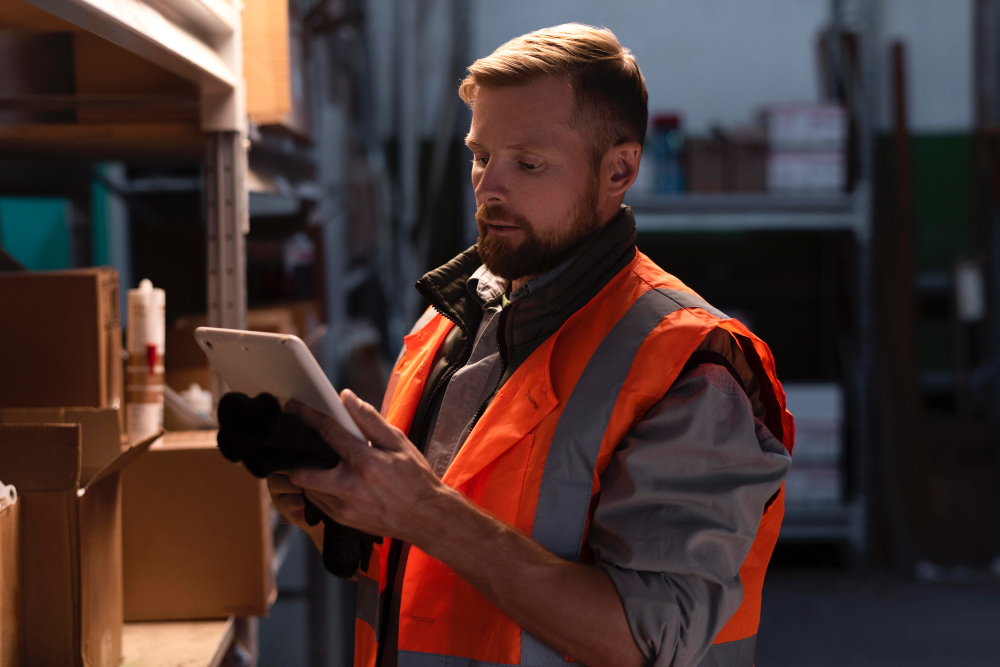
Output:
[27, 0, 237, 88]
[633, 210, 863, 233]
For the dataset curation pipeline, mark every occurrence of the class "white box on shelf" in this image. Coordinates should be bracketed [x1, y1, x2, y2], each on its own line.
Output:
[765, 103, 847, 151]
[784, 464, 842, 504]
[767, 151, 845, 193]
[783, 383, 843, 465]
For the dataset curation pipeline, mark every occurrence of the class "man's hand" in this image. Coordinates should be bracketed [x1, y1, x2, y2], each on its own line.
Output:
[286, 390, 456, 545]
[285, 389, 648, 667]
[266, 471, 324, 550]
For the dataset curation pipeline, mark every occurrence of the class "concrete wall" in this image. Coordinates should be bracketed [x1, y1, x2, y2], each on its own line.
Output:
[365, 0, 977, 141]
[880, 0, 974, 132]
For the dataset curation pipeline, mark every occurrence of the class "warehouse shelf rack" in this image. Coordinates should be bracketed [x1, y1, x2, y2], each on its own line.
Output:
[625, 0, 878, 563]
[629, 186, 872, 559]
[0, 0, 249, 348]
[1, 0, 252, 661]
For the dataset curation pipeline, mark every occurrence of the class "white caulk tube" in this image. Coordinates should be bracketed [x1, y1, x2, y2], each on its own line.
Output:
[0, 480, 16, 509]
[127, 279, 166, 443]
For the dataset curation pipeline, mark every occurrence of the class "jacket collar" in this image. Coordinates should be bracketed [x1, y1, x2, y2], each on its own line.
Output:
[415, 206, 638, 373]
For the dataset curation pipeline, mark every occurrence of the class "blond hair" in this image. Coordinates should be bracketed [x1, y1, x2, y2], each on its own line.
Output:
[460, 23, 649, 166]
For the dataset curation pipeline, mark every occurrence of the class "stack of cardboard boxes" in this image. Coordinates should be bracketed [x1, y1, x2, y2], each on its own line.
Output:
[0, 268, 275, 666]
[782, 383, 845, 505]
[765, 103, 848, 193]
[0, 484, 19, 667]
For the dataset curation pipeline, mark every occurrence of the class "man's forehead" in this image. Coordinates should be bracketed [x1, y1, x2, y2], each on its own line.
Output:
[466, 79, 579, 150]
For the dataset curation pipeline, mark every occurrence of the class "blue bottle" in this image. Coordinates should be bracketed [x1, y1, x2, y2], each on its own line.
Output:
[651, 113, 685, 194]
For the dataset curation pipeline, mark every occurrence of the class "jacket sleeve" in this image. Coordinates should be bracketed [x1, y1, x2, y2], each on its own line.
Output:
[587, 364, 790, 667]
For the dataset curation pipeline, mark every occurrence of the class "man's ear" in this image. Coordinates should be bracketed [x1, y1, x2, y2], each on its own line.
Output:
[602, 141, 642, 199]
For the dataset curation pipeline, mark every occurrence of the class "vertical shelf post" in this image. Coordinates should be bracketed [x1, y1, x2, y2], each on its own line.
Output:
[205, 130, 249, 401]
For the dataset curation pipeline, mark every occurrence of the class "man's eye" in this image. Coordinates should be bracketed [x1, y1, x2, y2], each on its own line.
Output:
[520, 161, 538, 171]
[472, 156, 489, 166]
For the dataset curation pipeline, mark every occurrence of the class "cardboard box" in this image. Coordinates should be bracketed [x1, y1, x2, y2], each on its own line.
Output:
[729, 129, 768, 193]
[767, 151, 846, 193]
[783, 383, 843, 465]
[765, 103, 847, 151]
[243, 0, 310, 137]
[0, 268, 123, 412]
[686, 138, 725, 193]
[686, 132, 766, 193]
[122, 430, 276, 620]
[0, 423, 156, 667]
[0, 498, 21, 667]
[784, 464, 842, 504]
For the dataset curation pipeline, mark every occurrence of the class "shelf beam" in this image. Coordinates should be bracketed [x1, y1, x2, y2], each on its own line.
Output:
[26, 0, 237, 89]
[628, 190, 869, 235]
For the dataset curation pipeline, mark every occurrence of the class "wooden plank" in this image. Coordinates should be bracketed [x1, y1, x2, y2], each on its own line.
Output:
[121, 618, 235, 667]
[0, 0, 78, 31]
[73, 30, 200, 124]
[0, 123, 203, 158]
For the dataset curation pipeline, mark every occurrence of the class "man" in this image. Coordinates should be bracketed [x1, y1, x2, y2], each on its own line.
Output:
[268, 24, 792, 667]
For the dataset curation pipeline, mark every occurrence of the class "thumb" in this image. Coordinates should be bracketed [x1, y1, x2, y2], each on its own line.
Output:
[341, 389, 406, 451]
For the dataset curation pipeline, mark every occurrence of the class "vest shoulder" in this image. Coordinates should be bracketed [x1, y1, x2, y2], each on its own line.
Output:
[630, 250, 701, 295]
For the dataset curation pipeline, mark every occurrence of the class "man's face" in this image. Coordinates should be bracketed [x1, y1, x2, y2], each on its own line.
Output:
[466, 77, 602, 282]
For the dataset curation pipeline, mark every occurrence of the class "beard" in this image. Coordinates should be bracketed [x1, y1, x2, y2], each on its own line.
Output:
[476, 176, 601, 282]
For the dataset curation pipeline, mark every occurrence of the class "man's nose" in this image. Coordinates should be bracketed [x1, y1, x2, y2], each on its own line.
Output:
[474, 162, 508, 206]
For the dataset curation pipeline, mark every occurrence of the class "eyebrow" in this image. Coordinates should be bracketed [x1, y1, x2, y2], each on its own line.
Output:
[464, 137, 548, 152]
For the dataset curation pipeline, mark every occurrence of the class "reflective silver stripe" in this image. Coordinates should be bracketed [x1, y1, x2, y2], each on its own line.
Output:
[695, 635, 757, 667]
[524, 287, 710, 664]
[530, 287, 698, 560]
[655, 287, 730, 320]
[398, 650, 566, 667]
[356, 573, 382, 640]
[397, 288, 725, 666]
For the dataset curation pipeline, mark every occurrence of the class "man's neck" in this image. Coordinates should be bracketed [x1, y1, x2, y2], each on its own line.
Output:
[510, 276, 533, 293]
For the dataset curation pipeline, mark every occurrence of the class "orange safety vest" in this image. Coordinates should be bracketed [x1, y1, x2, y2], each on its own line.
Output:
[355, 251, 794, 667]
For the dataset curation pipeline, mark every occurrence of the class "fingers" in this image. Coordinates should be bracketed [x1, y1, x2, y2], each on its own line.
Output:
[267, 472, 301, 495]
[341, 389, 408, 452]
[303, 489, 349, 522]
[289, 465, 349, 493]
[266, 473, 306, 526]
[277, 493, 305, 513]
[286, 400, 369, 464]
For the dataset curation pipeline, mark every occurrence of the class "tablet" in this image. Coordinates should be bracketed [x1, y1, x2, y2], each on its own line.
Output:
[194, 327, 364, 441]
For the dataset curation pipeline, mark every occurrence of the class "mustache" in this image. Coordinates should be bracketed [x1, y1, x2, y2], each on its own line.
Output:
[476, 205, 529, 228]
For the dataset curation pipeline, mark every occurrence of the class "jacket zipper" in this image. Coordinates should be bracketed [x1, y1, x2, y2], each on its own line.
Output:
[470, 307, 509, 427]
[410, 283, 473, 448]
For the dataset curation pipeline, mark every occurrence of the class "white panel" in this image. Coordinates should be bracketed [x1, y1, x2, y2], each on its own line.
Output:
[471, 0, 829, 134]
[881, 0, 974, 132]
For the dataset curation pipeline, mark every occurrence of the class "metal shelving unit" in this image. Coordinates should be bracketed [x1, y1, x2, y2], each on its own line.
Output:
[1, 0, 255, 659]
[628, 188, 872, 558]
[625, 0, 878, 561]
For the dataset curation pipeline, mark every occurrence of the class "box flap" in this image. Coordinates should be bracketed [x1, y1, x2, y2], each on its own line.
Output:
[156, 430, 219, 451]
[0, 424, 81, 491]
[0, 407, 123, 478]
[83, 429, 163, 490]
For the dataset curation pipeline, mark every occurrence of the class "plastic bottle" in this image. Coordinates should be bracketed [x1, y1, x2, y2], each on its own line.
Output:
[651, 113, 686, 194]
[126, 279, 166, 443]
